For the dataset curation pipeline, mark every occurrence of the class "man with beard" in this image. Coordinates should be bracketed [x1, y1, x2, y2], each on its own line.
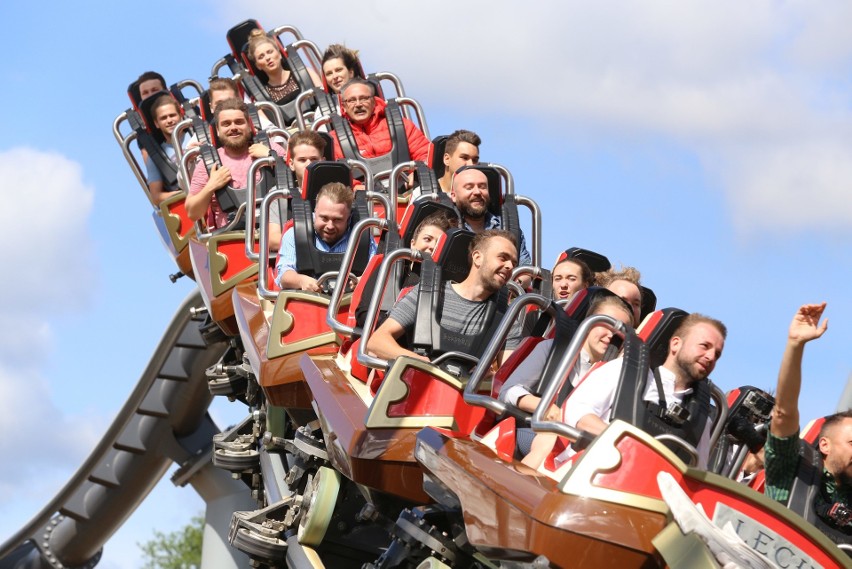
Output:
[450, 167, 531, 266]
[762, 303, 852, 544]
[523, 313, 727, 469]
[367, 229, 518, 363]
[330, 79, 431, 163]
[275, 181, 377, 292]
[186, 99, 286, 229]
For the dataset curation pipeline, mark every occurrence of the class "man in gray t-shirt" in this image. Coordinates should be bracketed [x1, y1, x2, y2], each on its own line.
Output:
[367, 229, 518, 363]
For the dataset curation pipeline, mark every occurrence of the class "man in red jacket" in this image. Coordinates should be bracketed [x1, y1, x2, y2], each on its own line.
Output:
[331, 79, 431, 163]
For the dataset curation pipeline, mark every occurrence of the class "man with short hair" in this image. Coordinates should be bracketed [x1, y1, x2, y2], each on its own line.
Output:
[136, 71, 166, 102]
[438, 129, 481, 193]
[186, 99, 286, 229]
[524, 313, 727, 469]
[145, 95, 183, 205]
[275, 182, 376, 291]
[268, 131, 327, 250]
[330, 79, 431, 163]
[761, 304, 852, 544]
[451, 167, 532, 266]
[208, 78, 239, 111]
[367, 229, 518, 363]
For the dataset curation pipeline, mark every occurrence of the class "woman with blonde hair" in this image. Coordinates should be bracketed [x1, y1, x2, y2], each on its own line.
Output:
[246, 29, 320, 105]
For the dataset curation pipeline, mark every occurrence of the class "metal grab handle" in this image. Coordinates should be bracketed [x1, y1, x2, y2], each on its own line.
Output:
[244, 156, 276, 261]
[326, 217, 389, 337]
[655, 434, 699, 467]
[258, 189, 291, 300]
[357, 248, 421, 371]
[464, 293, 556, 416]
[529, 315, 630, 443]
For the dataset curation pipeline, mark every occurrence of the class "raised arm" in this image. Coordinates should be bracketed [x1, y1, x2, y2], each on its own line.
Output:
[770, 302, 828, 438]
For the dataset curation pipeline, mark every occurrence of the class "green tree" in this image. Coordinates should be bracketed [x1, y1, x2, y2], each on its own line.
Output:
[139, 514, 204, 569]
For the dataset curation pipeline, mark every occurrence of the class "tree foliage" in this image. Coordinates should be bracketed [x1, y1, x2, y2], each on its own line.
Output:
[138, 514, 204, 569]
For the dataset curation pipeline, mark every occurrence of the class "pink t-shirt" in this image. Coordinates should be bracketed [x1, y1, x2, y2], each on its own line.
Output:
[189, 142, 286, 229]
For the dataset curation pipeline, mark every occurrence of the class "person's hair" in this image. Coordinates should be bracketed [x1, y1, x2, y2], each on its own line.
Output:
[150, 94, 180, 118]
[137, 71, 165, 87]
[412, 212, 458, 242]
[288, 130, 326, 156]
[322, 44, 361, 74]
[246, 29, 278, 63]
[209, 77, 238, 96]
[341, 78, 376, 98]
[134, 71, 166, 100]
[444, 129, 482, 157]
[553, 257, 594, 288]
[672, 313, 728, 341]
[588, 291, 635, 326]
[469, 229, 517, 263]
[316, 182, 353, 210]
[596, 265, 642, 303]
[596, 266, 641, 287]
[819, 411, 852, 447]
[213, 98, 250, 125]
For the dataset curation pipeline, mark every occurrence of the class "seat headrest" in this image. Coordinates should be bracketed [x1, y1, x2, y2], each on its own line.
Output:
[398, 197, 459, 246]
[302, 161, 352, 209]
[557, 247, 611, 273]
[638, 308, 688, 369]
[430, 228, 474, 282]
[227, 19, 262, 60]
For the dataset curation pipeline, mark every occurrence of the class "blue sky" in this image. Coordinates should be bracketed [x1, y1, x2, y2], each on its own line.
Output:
[2, 2, 852, 568]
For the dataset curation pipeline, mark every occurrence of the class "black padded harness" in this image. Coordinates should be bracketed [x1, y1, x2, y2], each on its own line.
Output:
[199, 129, 275, 230]
[330, 99, 411, 177]
[410, 257, 509, 362]
[290, 191, 371, 278]
[609, 331, 711, 464]
[787, 438, 852, 549]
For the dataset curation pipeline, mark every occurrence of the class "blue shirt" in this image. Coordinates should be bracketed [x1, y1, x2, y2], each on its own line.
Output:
[275, 222, 377, 287]
[144, 141, 176, 186]
[463, 211, 532, 266]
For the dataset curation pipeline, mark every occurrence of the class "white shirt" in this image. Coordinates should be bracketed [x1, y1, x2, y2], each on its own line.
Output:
[559, 358, 711, 467]
[499, 340, 593, 407]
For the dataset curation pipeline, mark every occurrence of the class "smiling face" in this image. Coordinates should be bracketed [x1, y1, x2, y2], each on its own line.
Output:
[583, 303, 634, 362]
[341, 83, 375, 125]
[153, 101, 181, 139]
[472, 236, 517, 293]
[669, 322, 725, 384]
[216, 109, 252, 151]
[451, 169, 490, 221]
[410, 224, 444, 256]
[552, 260, 587, 300]
[313, 196, 350, 245]
[323, 57, 355, 94]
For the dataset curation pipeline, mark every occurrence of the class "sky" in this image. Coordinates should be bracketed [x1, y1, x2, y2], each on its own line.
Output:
[1, 1, 852, 568]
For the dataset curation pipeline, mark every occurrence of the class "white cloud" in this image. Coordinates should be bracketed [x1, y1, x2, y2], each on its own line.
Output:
[0, 147, 99, 493]
[222, 0, 852, 234]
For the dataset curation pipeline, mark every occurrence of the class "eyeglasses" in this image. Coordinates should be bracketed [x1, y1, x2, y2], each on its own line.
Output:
[342, 96, 372, 106]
